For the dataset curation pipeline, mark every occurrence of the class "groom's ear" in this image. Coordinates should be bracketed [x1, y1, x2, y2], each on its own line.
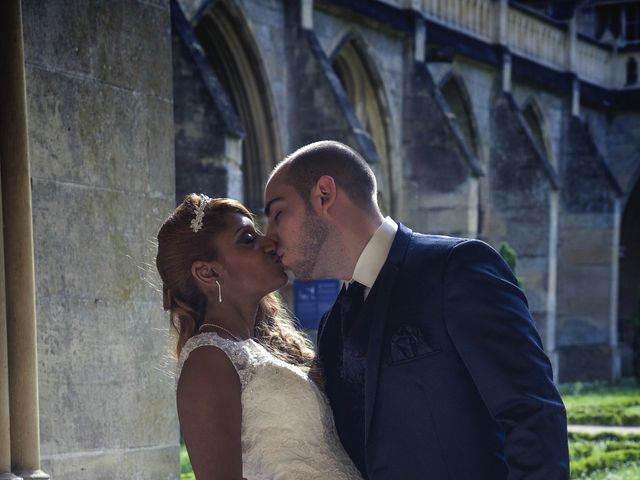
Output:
[312, 175, 337, 215]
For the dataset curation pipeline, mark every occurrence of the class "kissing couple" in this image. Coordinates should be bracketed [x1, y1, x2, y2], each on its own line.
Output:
[156, 140, 570, 479]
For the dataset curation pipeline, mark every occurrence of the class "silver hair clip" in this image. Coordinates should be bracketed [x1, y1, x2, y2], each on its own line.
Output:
[190, 194, 211, 232]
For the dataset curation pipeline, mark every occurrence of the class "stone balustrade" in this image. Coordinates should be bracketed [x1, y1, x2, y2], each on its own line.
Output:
[575, 39, 614, 86]
[378, 0, 630, 89]
[507, 7, 567, 69]
[421, 0, 494, 41]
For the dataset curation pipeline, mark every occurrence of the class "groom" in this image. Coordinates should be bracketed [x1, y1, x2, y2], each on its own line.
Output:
[264, 140, 569, 479]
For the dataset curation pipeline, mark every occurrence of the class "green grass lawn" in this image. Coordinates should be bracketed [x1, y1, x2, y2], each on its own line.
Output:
[179, 380, 640, 479]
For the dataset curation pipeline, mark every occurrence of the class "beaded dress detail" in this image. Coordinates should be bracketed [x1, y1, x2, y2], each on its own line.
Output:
[178, 332, 363, 480]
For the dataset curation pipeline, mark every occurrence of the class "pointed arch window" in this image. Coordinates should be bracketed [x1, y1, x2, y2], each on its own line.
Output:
[440, 75, 479, 158]
[196, 1, 281, 212]
[522, 101, 553, 166]
[331, 35, 392, 214]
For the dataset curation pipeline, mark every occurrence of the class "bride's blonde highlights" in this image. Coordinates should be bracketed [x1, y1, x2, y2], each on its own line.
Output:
[156, 194, 319, 383]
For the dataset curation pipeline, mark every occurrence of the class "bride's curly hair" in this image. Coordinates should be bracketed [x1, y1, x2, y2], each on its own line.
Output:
[156, 194, 321, 385]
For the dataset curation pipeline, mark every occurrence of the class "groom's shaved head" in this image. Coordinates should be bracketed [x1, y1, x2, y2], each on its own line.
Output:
[269, 140, 378, 212]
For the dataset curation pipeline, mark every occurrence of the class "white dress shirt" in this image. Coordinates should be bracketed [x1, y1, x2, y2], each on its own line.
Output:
[346, 217, 398, 299]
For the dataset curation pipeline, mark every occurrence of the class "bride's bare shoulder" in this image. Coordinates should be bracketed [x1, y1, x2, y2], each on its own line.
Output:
[178, 345, 241, 397]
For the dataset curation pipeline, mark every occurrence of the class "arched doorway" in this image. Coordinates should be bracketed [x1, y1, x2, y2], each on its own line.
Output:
[619, 175, 640, 375]
[195, 0, 282, 212]
[331, 34, 393, 215]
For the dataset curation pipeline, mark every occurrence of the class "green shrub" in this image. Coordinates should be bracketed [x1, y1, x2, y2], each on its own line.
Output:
[498, 242, 523, 287]
[570, 442, 595, 459]
[569, 432, 640, 443]
[571, 449, 640, 478]
[567, 402, 640, 426]
[569, 432, 640, 478]
[562, 380, 640, 426]
[499, 242, 517, 271]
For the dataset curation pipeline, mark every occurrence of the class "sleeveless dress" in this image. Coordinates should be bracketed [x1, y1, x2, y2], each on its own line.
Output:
[178, 332, 363, 480]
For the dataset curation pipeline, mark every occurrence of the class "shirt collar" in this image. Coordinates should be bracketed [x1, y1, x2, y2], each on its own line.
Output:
[350, 217, 398, 289]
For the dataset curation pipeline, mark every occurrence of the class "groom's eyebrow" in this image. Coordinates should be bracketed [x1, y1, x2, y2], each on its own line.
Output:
[264, 197, 282, 217]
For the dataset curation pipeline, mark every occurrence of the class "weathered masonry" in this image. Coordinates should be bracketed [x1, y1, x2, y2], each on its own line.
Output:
[172, 0, 640, 386]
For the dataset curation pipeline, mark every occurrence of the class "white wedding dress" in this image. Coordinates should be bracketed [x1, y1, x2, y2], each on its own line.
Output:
[178, 332, 363, 480]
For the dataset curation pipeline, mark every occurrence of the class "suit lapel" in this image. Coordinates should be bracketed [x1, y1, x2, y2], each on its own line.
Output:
[364, 224, 413, 444]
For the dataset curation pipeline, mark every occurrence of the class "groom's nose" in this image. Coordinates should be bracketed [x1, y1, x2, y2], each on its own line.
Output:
[264, 220, 277, 242]
[260, 235, 278, 253]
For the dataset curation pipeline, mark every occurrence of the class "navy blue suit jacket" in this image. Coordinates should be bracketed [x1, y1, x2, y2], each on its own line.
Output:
[317, 224, 569, 479]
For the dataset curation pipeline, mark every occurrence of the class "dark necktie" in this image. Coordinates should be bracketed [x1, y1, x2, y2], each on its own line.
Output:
[338, 281, 366, 334]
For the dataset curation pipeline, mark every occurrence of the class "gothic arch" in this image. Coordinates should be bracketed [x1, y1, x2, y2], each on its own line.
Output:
[439, 73, 481, 159]
[521, 98, 554, 166]
[195, 0, 282, 211]
[329, 31, 394, 215]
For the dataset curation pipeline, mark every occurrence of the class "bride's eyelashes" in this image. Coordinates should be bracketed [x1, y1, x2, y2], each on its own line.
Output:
[234, 225, 258, 245]
[239, 231, 257, 245]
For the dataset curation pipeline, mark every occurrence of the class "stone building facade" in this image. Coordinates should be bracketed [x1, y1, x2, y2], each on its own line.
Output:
[173, 0, 640, 384]
[0, 0, 638, 478]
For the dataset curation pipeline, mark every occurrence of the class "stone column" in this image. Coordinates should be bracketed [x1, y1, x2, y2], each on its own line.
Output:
[0, 170, 21, 480]
[546, 191, 560, 382]
[414, 15, 426, 63]
[496, 0, 511, 93]
[502, 50, 512, 93]
[0, 1, 48, 479]
[566, 15, 577, 73]
[571, 76, 581, 117]
[610, 199, 622, 380]
[567, 16, 581, 117]
[301, 0, 314, 30]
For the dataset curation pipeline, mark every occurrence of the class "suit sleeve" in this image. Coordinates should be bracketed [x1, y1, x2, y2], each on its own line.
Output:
[442, 239, 569, 479]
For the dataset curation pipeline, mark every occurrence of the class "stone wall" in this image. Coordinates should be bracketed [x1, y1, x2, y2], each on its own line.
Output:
[401, 61, 481, 236]
[487, 91, 557, 345]
[172, 6, 231, 202]
[556, 116, 622, 381]
[21, 0, 179, 477]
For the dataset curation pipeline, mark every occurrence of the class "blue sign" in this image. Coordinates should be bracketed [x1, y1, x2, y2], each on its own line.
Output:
[293, 279, 341, 329]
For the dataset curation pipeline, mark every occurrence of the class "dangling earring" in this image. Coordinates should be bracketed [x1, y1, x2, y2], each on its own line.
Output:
[215, 280, 223, 303]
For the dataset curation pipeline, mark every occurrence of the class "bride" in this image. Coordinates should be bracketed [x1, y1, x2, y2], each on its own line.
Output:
[156, 193, 362, 479]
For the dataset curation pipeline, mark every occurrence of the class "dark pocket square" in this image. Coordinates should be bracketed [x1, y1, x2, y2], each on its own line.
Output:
[389, 324, 437, 363]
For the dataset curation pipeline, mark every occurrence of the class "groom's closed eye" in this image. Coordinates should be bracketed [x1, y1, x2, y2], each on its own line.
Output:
[264, 197, 283, 218]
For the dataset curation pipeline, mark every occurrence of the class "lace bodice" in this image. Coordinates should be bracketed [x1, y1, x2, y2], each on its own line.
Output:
[178, 332, 363, 480]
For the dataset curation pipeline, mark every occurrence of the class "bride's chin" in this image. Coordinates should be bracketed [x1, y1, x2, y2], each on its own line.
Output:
[262, 273, 289, 294]
[276, 273, 289, 288]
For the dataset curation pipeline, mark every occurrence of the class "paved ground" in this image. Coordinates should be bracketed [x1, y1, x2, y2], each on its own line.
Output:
[568, 425, 640, 434]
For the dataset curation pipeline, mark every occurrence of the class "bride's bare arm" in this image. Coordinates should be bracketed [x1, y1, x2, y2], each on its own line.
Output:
[177, 346, 243, 480]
